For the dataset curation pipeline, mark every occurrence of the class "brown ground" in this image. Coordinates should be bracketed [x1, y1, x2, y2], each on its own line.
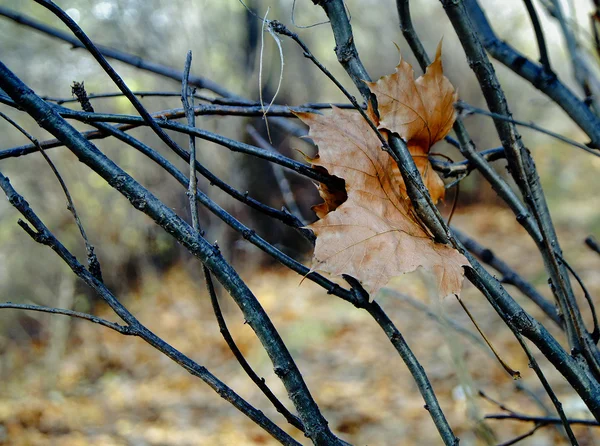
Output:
[1, 205, 599, 446]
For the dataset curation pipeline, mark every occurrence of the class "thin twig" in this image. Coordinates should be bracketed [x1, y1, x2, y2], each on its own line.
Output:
[456, 295, 521, 379]
[452, 228, 561, 327]
[40, 90, 357, 111]
[0, 60, 345, 445]
[381, 288, 489, 351]
[206, 268, 305, 432]
[456, 101, 600, 157]
[0, 111, 103, 281]
[522, 0, 552, 73]
[479, 390, 517, 414]
[182, 51, 200, 233]
[511, 331, 579, 445]
[0, 302, 133, 334]
[558, 254, 600, 343]
[497, 424, 543, 446]
[514, 382, 569, 439]
[0, 171, 300, 446]
[486, 413, 599, 427]
[585, 236, 600, 256]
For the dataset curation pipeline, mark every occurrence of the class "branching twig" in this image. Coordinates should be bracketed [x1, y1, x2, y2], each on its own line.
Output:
[0, 60, 345, 446]
[0, 111, 103, 281]
[463, 0, 600, 148]
[453, 228, 561, 327]
[0, 171, 300, 446]
[441, 0, 600, 383]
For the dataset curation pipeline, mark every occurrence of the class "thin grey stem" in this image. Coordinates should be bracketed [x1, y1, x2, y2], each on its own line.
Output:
[457, 101, 599, 157]
[0, 111, 103, 281]
[0, 302, 133, 334]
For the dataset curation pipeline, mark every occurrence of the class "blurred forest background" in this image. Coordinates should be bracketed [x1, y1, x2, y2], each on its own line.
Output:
[1, 0, 599, 445]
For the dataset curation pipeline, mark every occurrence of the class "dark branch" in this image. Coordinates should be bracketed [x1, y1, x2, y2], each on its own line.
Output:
[0, 173, 300, 446]
[522, 0, 552, 73]
[453, 228, 561, 327]
[463, 0, 600, 148]
[0, 59, 345, 445]
[486, 413, 599, 426]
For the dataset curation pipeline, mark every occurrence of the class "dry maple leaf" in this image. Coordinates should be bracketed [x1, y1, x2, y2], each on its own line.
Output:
[298, 45, 467, 298]
[367, 42, 457, 204]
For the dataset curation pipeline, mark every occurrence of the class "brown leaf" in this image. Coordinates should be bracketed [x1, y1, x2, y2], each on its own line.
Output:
[366, 42, 457, 204]
[298, 107, 466, 297]
[299, 44, 466, 297]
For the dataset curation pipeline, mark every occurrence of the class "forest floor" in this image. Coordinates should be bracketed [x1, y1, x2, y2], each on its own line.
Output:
[1, 205, 599, 446]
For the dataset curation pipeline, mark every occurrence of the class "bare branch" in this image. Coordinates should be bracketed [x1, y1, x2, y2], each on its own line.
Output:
[453, 228, 561, 327]
[456, 101, 600, 157]
[0, 60, 346, 445]
[0, 302, 133, 334]
[0, 172, 300, 446]
[486, 413, 600, 427]
[0, 6, 236, 99]
[0, 110, 103, 281]
[463, 0, 600, 147]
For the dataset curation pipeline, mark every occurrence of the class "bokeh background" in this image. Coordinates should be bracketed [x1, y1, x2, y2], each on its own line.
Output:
[1, 0, 600, 444]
